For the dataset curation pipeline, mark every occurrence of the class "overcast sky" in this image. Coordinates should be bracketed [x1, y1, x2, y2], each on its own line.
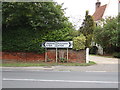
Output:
[55, 0, 118, 29]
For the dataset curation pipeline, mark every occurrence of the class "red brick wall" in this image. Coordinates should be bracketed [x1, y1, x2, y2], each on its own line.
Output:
[68, 49, 86, 63]
[1, 49, 86, 63]
[46, 49, 56, 62]
[2, 52, 45, 62]
[46, 49, 86, 63]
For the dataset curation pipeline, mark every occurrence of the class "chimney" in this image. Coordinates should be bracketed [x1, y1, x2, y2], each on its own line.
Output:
[96, 0, 101, 10]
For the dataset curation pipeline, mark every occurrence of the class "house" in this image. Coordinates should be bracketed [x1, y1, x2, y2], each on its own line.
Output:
[93, 0, 118, 21]
[91, 0, 107, 55]
[91, 0, 118, 55]
[93, 0, 107, 22]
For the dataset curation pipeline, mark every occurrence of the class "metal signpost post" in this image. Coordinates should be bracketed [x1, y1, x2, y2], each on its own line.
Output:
[42, 41, 73, 63]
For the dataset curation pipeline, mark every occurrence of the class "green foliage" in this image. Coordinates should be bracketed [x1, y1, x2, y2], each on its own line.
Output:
[43, 27, 73, 41]
[2, 27, 73, 53]
[59, 57, 67, 63]
[2, 28, 45, 53]
[69, 30, 79, 37]
[94, 16, 119, 53]
[2, 2, 74, 53]
[73, 34, 86, 50]
[79, 11, 95, 48]
[113, 52, 120, 58]
[118, 13, 120, 50]
[2, 2, 71, 30]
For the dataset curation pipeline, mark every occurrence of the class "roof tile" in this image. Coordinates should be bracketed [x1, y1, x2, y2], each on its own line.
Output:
[92, 4, 107, 21]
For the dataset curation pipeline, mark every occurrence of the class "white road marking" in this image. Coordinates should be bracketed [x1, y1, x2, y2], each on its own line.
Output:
[3, 78, 119, 84]
[2, 70, 71, 72]
[86, 71, 107, 72]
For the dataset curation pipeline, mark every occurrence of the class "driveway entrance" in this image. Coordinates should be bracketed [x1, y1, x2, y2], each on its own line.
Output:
[89, 55, 118, 64]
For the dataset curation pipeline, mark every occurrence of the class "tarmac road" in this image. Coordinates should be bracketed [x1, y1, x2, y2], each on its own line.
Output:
[2, 70, 119, 88]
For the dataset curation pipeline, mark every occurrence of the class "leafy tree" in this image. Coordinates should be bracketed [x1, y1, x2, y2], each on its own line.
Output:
[2, 2, 71, 30]
[94, 16, 119, 53]
[43, 27, 73, 41]
[2, 2, 74, 53]
[118, 13, 120, 51]
[79, 11, 95, 48]
[73, 34, 86, 50]
[69, 29, 79, 37]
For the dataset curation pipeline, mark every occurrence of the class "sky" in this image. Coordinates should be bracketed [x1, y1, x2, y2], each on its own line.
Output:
[55, 0, 118, 29]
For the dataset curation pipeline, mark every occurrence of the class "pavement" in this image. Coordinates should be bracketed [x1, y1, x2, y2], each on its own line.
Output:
[1, 55, 119, 72]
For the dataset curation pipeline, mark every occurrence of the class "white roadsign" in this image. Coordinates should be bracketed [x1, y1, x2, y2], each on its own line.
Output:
[57, 41, 73, 48]
[42, 41, 73, 48]
[44, 42, 56, 48]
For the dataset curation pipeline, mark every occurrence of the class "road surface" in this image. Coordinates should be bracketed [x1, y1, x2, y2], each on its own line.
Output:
[2, 70, 119, 88]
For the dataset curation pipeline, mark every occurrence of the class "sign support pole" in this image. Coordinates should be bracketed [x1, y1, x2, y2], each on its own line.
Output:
[56, 48, 58, 63]
[45, 48, 47, 62]
[67, 48, 68, 62]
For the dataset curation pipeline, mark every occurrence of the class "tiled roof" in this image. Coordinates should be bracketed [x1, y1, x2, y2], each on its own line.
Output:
[92, 4, 107, 21]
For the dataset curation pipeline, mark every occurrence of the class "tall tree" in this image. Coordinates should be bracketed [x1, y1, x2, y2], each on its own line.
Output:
[79, 11, 95, 48]
[118, 13, 120, 52]
[2, 2, 74, 53]
[94, 16, 119, 53]
[2, 2, 72, 30]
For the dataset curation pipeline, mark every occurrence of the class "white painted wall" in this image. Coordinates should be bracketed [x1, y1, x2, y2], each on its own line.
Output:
[86, 48, 89, 63]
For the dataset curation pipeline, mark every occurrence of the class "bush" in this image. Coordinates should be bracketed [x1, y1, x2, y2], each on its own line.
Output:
[2, 28, 45, 54]
[59, 58, 67, 63]
[89, 46, 98, 54]
[73, 34, 86, 50]
[2, 27, 73, 53]
[113, 52, 120, 58]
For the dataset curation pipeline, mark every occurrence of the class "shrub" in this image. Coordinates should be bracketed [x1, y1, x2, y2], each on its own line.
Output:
[59, 58, 67, 63]
[113, 52, 120, 58]
[2, 28, 45, 54]
[73, 34, 86, 50]
[2, 27, 73, 53]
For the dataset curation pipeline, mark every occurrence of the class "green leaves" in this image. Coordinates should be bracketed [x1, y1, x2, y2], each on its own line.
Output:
[73, 34, 86, 50]
[79, 11, 95, 48]
[42, 28, 73, 41]
[2, 2, 71, 30]
[94, 16, 119, 53]
[2, 2, 75, 53]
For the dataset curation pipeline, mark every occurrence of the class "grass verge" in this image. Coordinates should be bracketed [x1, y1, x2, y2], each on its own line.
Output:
[0, 61, 96, 67]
